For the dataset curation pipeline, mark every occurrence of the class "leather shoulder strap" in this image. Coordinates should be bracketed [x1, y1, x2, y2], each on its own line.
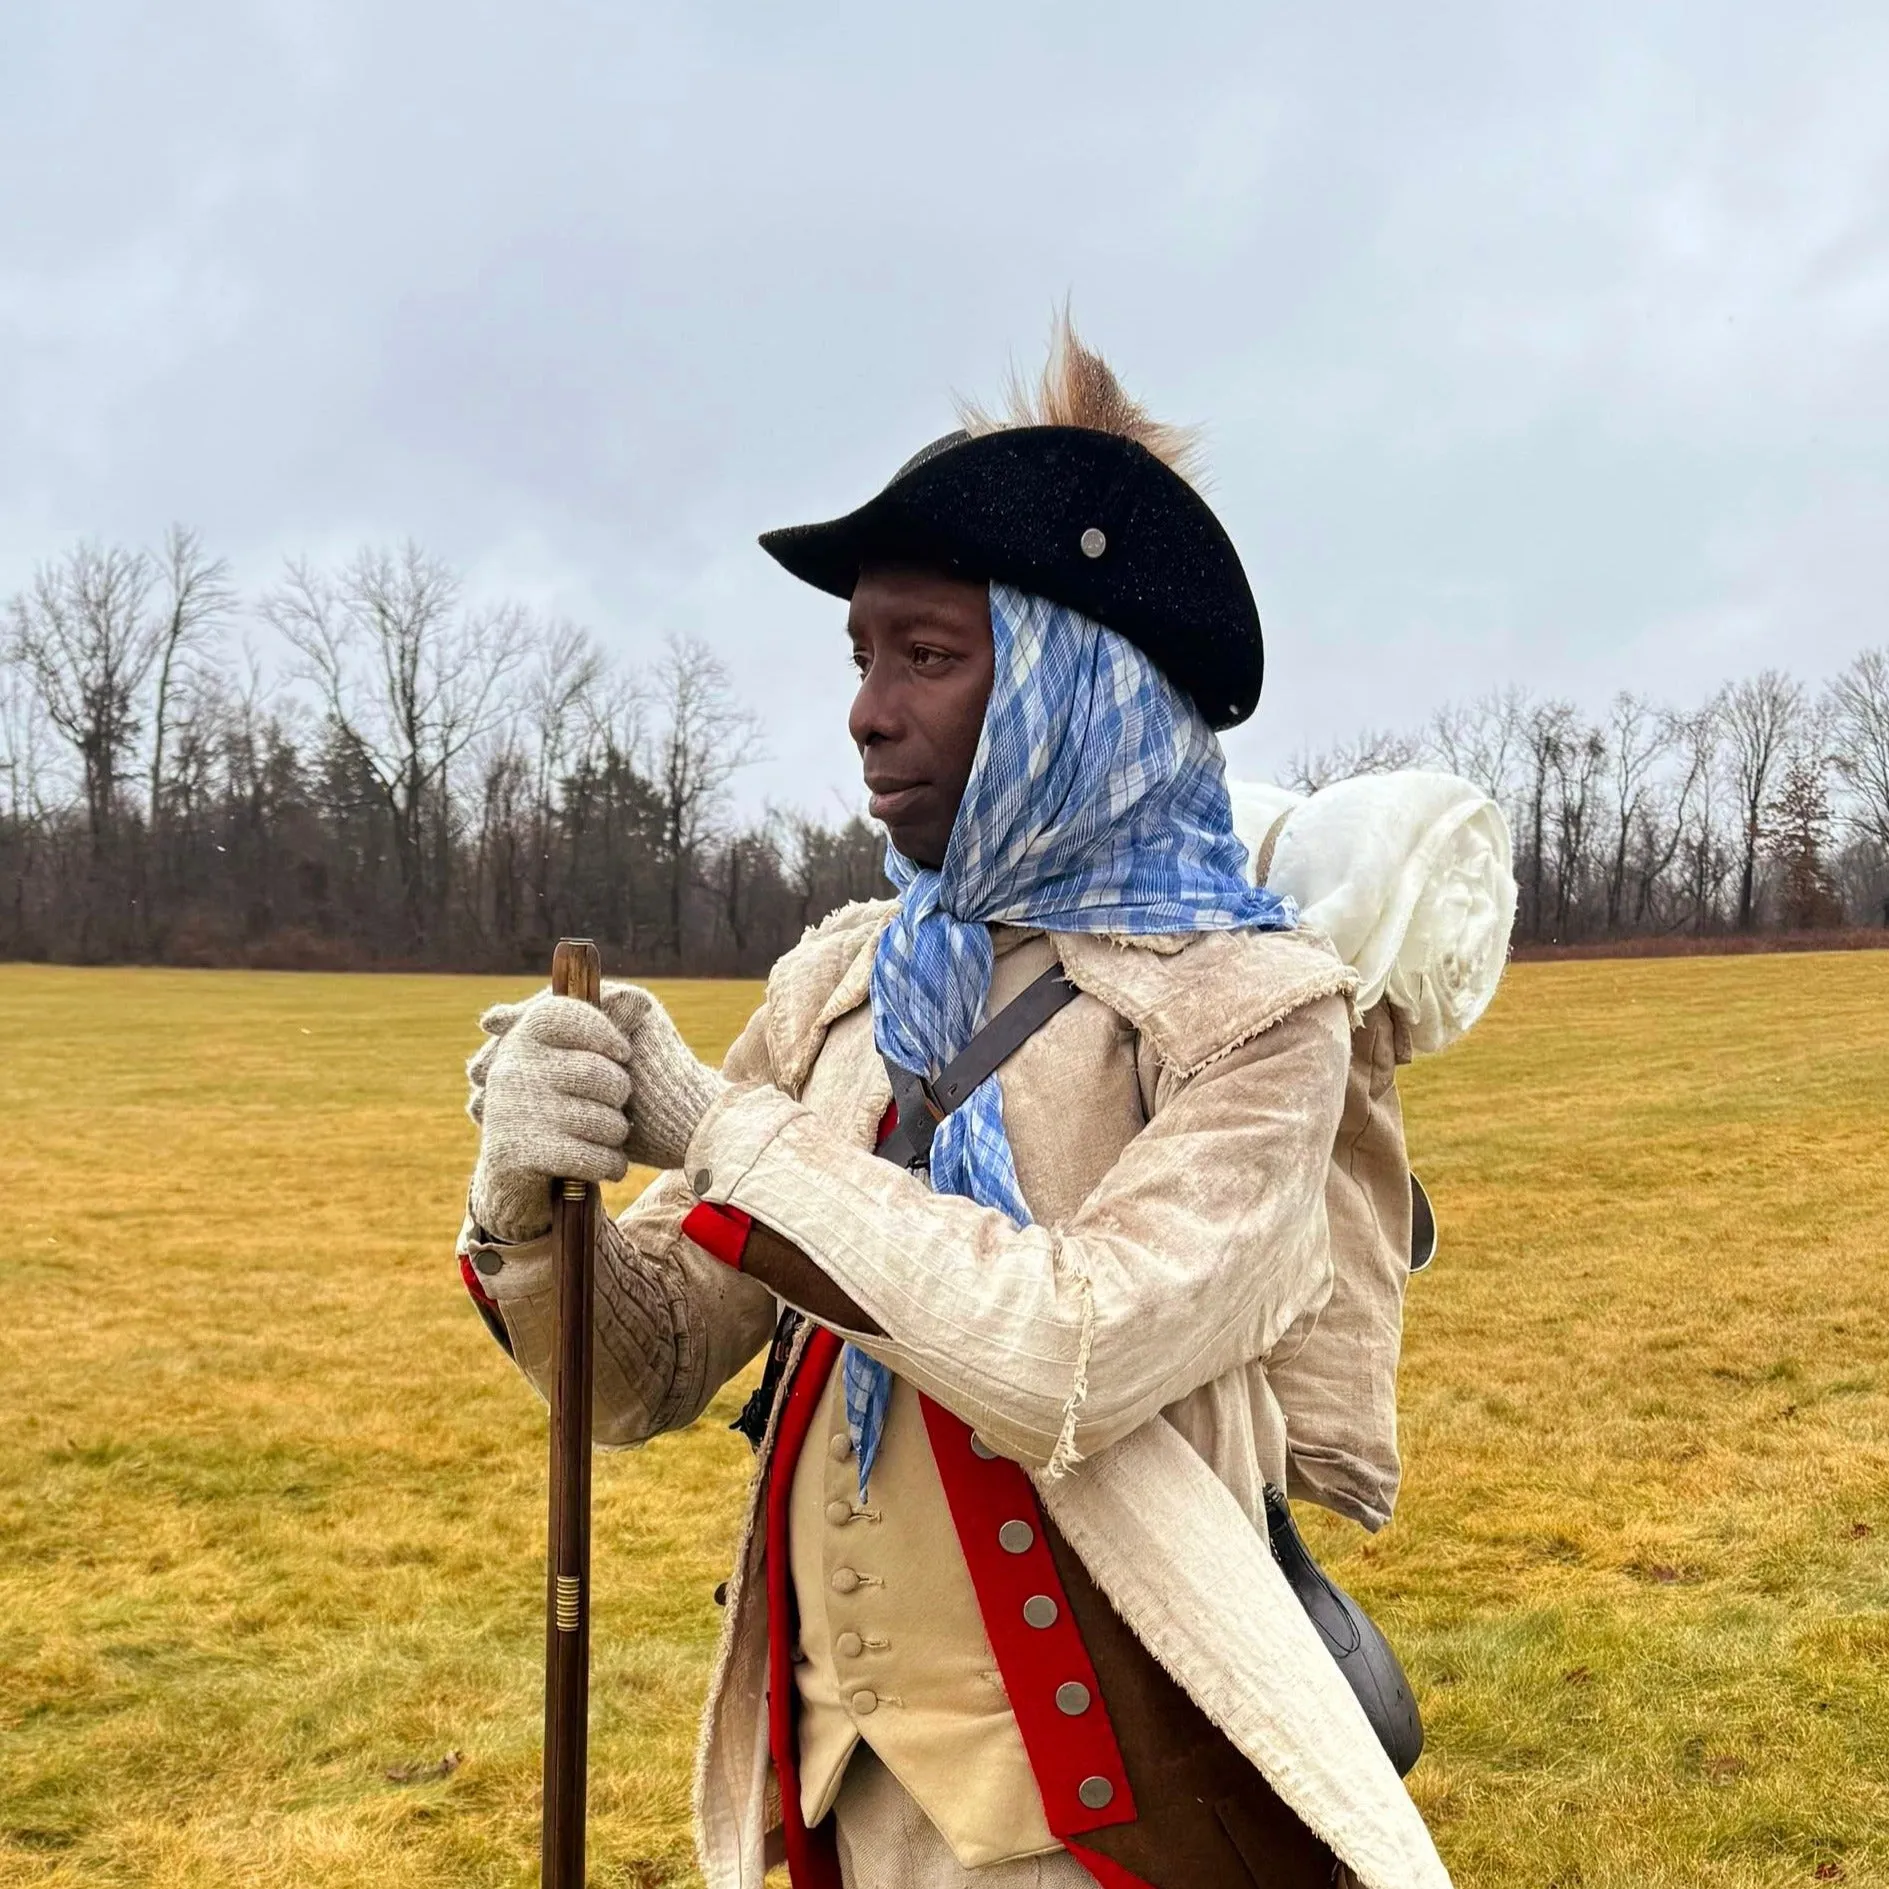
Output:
[878, 963, 1079, 1172]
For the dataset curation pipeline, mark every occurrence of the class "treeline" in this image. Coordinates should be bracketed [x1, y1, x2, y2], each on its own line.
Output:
[1288, 661, 1889, 943]
[0, 532, 887, 973]
[6, 527, 1886, 969]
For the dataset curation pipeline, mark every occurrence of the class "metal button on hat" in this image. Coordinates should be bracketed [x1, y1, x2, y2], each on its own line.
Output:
[691, 1168, 713, 1196]
[1079, 526, 1107, 558]
[830, 1568, 861, 1595]
[835, 1631, 864, 1659]
[969, 1435, 998, 1460]
[1056, 1681, 1092, 1716]
[850, 1689, 879, 1716]
[1078, 1777, 1115, 1811]
[998, 1520, 1034, 1554]
[1022, 1594, 1059, 1629]
[472, 1250, 504, 1277]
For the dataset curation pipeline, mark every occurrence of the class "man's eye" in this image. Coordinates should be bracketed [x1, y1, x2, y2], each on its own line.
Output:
[848, 649, 870, 676]
[911, 646, 949, 669]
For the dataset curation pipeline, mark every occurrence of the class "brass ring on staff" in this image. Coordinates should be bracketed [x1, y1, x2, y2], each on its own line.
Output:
[555, 1574, 582, 1632]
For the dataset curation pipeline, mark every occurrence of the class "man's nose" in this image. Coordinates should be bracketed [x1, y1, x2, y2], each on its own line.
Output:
[848, 664, 901, 751]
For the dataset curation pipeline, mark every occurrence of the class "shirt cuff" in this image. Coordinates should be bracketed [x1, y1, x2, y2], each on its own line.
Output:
[458, 1211, 555, 1303]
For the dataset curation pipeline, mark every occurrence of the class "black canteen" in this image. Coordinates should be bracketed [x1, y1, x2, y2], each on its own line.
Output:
[1263, 1484, 1426, 1777]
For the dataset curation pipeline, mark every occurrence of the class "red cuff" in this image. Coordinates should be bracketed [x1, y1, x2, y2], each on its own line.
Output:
[682, 1101, 894, 1271]
[459, 1250, 501, 1312]
[681, 1201, 754, 1269]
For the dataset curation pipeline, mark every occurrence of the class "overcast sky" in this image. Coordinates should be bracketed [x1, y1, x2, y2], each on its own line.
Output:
[4, 2, 1886, 816]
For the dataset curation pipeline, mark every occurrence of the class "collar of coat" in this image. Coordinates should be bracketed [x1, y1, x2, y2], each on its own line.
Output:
[765, 899, 1359, 1100]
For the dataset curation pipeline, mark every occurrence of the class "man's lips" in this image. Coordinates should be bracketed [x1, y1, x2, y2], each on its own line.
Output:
[866, 781, 928, 821]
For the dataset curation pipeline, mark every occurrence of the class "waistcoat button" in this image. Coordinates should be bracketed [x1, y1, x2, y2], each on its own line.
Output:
[1056, 1681, 1092, 1716]
[1022, 1594, 1058, 1629]
[825, 1500, 853, 1527]
[1078, 1776, 1115, 1810]
[850, 1688, 879, 1716]
[835, 1631, 864, 1659]
[830, 1568, 861, 1594]
[998, 1520, 1034, 1554]
[829, 1432, 854, 1462]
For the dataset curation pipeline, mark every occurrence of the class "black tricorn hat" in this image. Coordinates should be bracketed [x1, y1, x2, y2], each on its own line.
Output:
[759, 417, 1265, 731]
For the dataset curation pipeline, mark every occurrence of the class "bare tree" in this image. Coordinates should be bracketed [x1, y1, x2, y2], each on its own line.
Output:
[1827, 648, 1889, 853]
[1548, 715, 1607, 938]
[148, 526, 235, 832]
[266, 543, 527, 948]
[1285, 726, 1423, 795]
[0, 650, 60, 946]
[1627, 704, 1717, 931]
[779, 807, 888, 934]
[7, 541, 159, 854]
[1515, 700, 1578, 939]
[646, 634, 763, 964]
[1721, 670, 1805, 930]
[1601, 694, 1670, 933]
[1424, 687, 1528, 804]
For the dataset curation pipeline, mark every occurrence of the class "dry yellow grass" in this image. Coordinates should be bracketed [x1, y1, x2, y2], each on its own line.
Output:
[0, 954, 1884, 1887]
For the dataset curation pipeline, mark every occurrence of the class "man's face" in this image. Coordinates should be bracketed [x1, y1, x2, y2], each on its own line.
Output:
[846, 563, 995, 870]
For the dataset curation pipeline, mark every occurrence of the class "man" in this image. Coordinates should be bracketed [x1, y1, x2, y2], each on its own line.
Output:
[459, 322, 1451, 1889]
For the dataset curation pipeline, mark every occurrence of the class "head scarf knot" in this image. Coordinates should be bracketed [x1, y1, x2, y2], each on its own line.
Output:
[846, 582, 1295, 1491]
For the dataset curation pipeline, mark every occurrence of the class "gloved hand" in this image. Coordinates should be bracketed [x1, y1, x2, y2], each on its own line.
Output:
[466, 992, 636, 1242]
[600, 982, 729, 1171]
[466, 982, 727, 1238]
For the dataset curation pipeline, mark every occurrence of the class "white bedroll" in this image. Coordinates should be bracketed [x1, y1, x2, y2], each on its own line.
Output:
[1229, 769, 1517, 1056]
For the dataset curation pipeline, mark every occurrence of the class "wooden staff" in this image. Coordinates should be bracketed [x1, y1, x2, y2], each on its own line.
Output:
[543, 936, 601, 1888]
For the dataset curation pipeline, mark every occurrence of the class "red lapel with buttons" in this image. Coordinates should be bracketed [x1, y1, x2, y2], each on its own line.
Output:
[764, 1325, 846, 1889]
[917, 1398, 1138, 1846]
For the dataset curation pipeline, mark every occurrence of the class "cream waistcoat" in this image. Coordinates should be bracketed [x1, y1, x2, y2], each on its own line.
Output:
[788, 931, 1176, 1866]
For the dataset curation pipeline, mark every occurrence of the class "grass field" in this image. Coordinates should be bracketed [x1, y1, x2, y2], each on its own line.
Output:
[1, 955, 1885, 1888]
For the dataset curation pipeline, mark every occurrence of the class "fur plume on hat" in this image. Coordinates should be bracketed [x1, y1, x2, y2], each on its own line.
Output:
[958, 307, 1206, 488]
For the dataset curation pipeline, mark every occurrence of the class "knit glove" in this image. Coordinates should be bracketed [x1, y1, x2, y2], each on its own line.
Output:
[603, 982, 729, 1171]
[466, 992, 636, 1242]
[466, 983, 727, 1234]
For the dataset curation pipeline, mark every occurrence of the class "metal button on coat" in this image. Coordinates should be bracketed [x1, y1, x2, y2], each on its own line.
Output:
[830, 1568, 861, 1595]
[1080, 526, 1107, 558]
[1022, 1594, 1058, 1629]
[1078, 1777, 1115, 1811]
[835, 1631, 864, 1659]
[850, 1689, 879, 1716]
[472, 1250, 504, 1277]
[692, 1168, 713, 1196]
[998, 1520, 1034, 1554]
[969, 1434, 998, 1460]
[1056, 1681, 1092, 1717]
[824, 1500, 853, 1528]
[829, 1433, 854, 1463]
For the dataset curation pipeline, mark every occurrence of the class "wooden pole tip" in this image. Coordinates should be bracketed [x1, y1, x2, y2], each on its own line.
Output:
[551, 938, 602, 1004]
